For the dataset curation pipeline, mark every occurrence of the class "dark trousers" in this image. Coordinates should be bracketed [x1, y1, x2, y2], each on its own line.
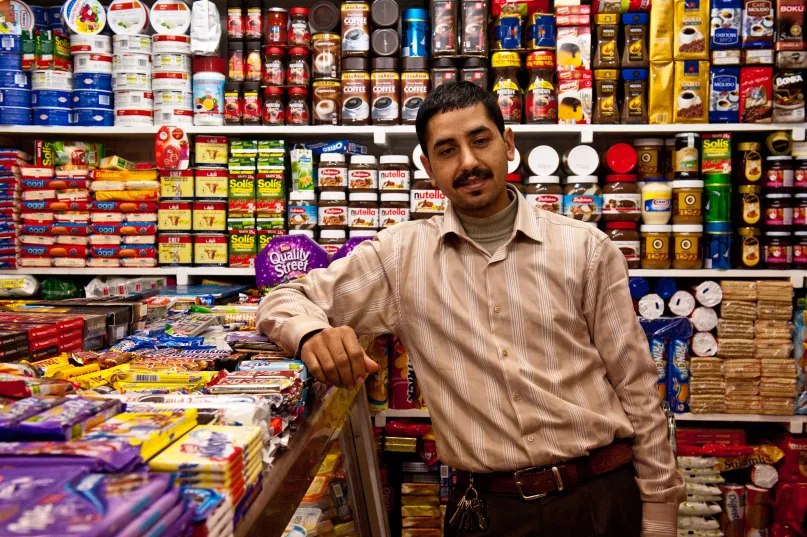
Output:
[443, 465, 642, 537]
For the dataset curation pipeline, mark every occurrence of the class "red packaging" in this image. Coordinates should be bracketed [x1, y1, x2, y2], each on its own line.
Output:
[740, 67, 773, 123]
[59, 335, 83, 352]
[227, 4, 244, 40]
[744, 485, 773, 537]
[676, 428, 747, 446]
[29, 335, 60, 352]
[0, 323, 57, 340]
[555, 5, 591, 26]
[58, 328, 83, 342]
[720, 484, 745, 537]
[389, 337, 425, 410]
[772, 483, 807, 536]
[0, 314, 83, 332]
[776, 433, 807, 482]
[224, 89, 242, 124]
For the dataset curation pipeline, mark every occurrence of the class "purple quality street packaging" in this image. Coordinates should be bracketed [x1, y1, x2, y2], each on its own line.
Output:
[255, 234, 329, 289]
[331, 236, 373, 262]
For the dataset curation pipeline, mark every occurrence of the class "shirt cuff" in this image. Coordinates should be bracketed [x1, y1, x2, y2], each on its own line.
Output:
[282, 315, 333, 355]
[641, 502, 679, 537]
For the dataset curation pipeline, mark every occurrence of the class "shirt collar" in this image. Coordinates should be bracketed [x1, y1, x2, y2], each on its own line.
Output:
[440, 183, 544, 243]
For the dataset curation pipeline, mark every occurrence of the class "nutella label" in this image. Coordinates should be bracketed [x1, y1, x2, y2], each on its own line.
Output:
[319, 166, 348, 189]
[401, 72, 429, 123]
[381, 206, 410, 227]
[603, 193, 641, 214]
[612, 240, 640, 262]
[348, 206, 378, 228]
[379, 169, 410, 190]
[411, 189, 447, 213]
[319, 205, 347, 227]
[349, 168, 377, 189]
[371, 71, 400, 123]
[342, 71, 370, 123]
[341, 2, 370, 54]
[526, 193, 562, 213]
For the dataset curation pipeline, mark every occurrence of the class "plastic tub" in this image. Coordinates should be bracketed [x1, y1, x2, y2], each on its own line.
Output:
[112, 34, 151, 54]
[0, 88, 31, 107]
[73, 52, 113, 73]
[114, 108, 153, 126]
[0, 106, 32, 125]
[73, 72, 112, 90]
[112, 72, 151, 91]
[151, 71, 191, 92]
[73, 108, 114, 126]
[31, 70, 72, 91]
[32, 89, 71, 107]
[0, 71, 29, 89]
[33, 107, 72, 126]
[0, 53, 22, 70]
[72, 89, 112, 108]
[114, 89, 154, 109]
[154, 106, 193, 125]
[112, 53, 152, 73]
[69, 34, 112, 53]
[62, 0, 106, 34]
[0, 35, 22, 52]
[152, 53, 192, 73]
[152, 34, 191, 54]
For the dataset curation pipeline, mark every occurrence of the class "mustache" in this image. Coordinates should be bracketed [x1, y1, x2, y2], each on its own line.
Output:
[452, 167, 494, 189]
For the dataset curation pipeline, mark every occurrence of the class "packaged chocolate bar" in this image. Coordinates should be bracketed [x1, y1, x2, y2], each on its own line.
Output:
[17, 397, 122, 441]
[0, 466, 91, 506]
[0, 373, 76, 398]
[81, 409, 198, 460]
[149, 425, 262, 473]
[115, 488, 181, 537]
[0, 396, 66, 439]
[0, 437, 141, 472]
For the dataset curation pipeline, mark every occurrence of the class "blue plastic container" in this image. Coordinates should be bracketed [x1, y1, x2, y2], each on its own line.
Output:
[72, 72, 112, 91]
[0, 88, 30, 107]
[32, 89, 71, 107]
[73, 108, 113, 126]
[48, 6, 64, 30]
[0, 36, 21, 53]
[30, 5, 49, 27]
[32, 107, 72, 126]
[0, 106, 32, 125]
[0, 53, 22, 70]
[0, 71, 29, 90]
[72, 90, 112, 109]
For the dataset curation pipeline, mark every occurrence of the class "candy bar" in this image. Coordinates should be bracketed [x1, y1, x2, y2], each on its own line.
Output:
[115, 488, 182, 537]
[16, 397, 122, 441]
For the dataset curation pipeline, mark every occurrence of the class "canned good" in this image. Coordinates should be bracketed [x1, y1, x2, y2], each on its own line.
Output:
[160, 170, 194, 199]
[153, 90, 192, 108]
[72, 89, 112, 109]
[0, 88, 31, 107]
[152, 34, 191, 54]
[0, 71, 29, 89]
[73, 72, 112, 91]
[194, 233, 227, 266]
[158, 233, 192, 266]
[158, 201, 192, 231]
[152, 53, 192, 73]
[112, 34, 152, 54]
[195, 136, 228, 166]
[114, 108, 153, 126]
[704, 174, 732, 222]
[151, 71, 191, 92]
[113, 53, 152, 73]
[33, 107, 72, 126]
[114, 89, 154, 109]
[0, 106, 32, 125]
[195, 169, 228, 198]
[72, 108, 114, 126]
[193, 202, 227, 231]
[31, 89, 71, 107]
[73, 53, 113, 74]
[31, 70, 72, 91]
[112, 72, 150, 91]
[70, 34, 112, 54]
[153, 106, 193, 125]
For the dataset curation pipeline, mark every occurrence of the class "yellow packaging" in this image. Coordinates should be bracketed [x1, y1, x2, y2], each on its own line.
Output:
[158, 234, 193, 266]
[194, 234, 227, 266]
[74, 363, 130, 389]
[401, 506, 441, 518]
[160, 175, 194, 199]
[402, 495, 440, 507]
[650, 0, 674, 62]
[114, 370, 219, 384]
[90, 169, 159, 181]
[52, 363, 101, 379]
[114, 382, 207, 393]
[195, 171, 228, 199]
[400, 484, 440, 496]
[674, 0, 709, 60]
[158, 201, 192, 231]
[673, 60, 709, 123]
[99, 155, 135, 171]
[195, 136, 229, 166]
[94, 190, 159, 202]
[27, 354, 70, 376]
[649, 62, 674, 124]
[193, 202, 227, 232]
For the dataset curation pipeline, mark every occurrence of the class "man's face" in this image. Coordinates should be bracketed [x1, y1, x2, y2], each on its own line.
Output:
[420, 103, 515, 216]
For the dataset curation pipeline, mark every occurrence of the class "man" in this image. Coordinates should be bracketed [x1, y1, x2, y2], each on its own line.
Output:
[257, 81, 684, 536]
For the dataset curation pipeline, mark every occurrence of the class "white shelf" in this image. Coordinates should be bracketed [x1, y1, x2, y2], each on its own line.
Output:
[630, 269, 805, 287]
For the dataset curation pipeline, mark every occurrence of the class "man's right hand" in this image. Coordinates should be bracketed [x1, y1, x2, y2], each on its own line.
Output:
[300, 327, 380, 388]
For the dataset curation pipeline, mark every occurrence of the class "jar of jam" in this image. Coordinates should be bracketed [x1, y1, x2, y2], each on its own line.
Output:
[349, 192, 379, 230]
[318, 191, 348, 229]
[379, 155, 410, 192]
[524, 50, 556, 124]
[735, 142, 763, 185]
[228, 41, 245, 82]
[491, 51, 522, 124]
[763, 230, 792, 269]
[634, 138, 663, 181]
[525, 176, 562, 213]
[795, 193, 807, 227]
[224, 81, 242, 125]
[603, 174, 640, 222]
[227, 0, 244, 40]
[764, 193, 793, 228]
[734, 227, 762, 269]
[287, 47, 310, 87]
[288, 190, 317, 229]
[289, 7, 310, 46]
[765, 156, 794, 191]
[264, 7, 288, 46]
[245, 41, 262, 82]
[320, 229, 345, 259]
[319, 153, 347, 191]
[286, 86, 310, 125]
[263, 47, 284, 86]
[672, 224, 703, 269]
[736, 185, 762, 226]
[349, 155, 377, 191]
[640, 224, 672, 269]
[243, 81, 261, 124]
[671, 180, 703, 224]
[412, 170, 447, 218]
[380, 193, 410, 227]
[262, 86, 284, 125]
[795, 156, 807, 192]
[605, 221, 640, 268]
[794, 230, 807, 269]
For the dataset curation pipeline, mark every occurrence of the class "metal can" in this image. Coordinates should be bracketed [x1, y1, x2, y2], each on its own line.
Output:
[153, 106, 193, 126]
[158, 201, 192, 231]
[114, 108, 154, 126]
[402, 8, 428, 57]
[194, 233, 228, 266]
[158, 233, 192, 266]
[193, 201, 227, 232]
[160, 170, 194, 199]
[195, 169, 228, 197]
[70, 34, 112, 54]
[704, 174, 732, 223]
[114, 90, 154, 109]
[152, 71, 191, 92]
[152, 53, 192, 73]
[113, 53, 152, 73]
[112, 72, 150, 91]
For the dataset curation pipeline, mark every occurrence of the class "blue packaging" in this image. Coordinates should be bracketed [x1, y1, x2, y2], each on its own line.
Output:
[628, 277, 650, 300]
[32, 89, 71, 107]
[649, 337, 667, 401]
[495, 16, 522, 49]
[709, 67, 740, 123]
[0, 106, 31, 125]
[72, 72, 112, 91]
[710, 0, 741, 50]
[73, 108, 113, 126]
[30, 5, 49, 27]
[0, 53, 22, 70]
[654, 277, 678, 299]
[0, 88, 31, 107]
[0, 71, 29, 90]
[666, 338, 690, 413]
[527, 14, 556, 49]
[402, 8, 429, 57]
[72, 90, 112, 109]
[48, 6, 64, 30]
[0, 35, 21, 53]
[32, 107, 72, 126]
[704, 221, 732, 269]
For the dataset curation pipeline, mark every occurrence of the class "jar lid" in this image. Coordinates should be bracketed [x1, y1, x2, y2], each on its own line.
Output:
[622, 68, 648, 81]
[351, 155, 377, 165]
[265, 46, 284, 55]
[289, 190, 316, 200]
[264, 86, 283, 96]
[350, 192, 378, 201]
[371, 0, 400, 26]
[765, 231, 792, 236]
[738, 184, 762, 193]
[738, 142, 761, 151]
[267, 7, 288, 12]
[526, 175, 560, 184]
[737, 227, 761, 236]
[402, 7, 427, 20]
[414, 170, 429, 180]
[320, 191, 346, 201]
[229, 41, 244, 51]
[704, 221, 732, 233]
[288, 86, 308, 96]
[320, 153, 346, 163]
[664, 138, 675, 146]
[432, 58, 457, 69]
[605, 143, 637, 174]
[463, 57, 486, 68]
[193, 56, 225, 74]
[224, 81, 241, 91]
[564, 145, 599, 176]
[634, 138, 664, 147]
[290, 7, 309, 15]
[372, 56, 398, 71]
[381, 193, 409, 202]
[507, 173, 521, 182]
[765, 192, 792, 199]
[672, 225, 704, 232]
[605, 174, 637, 182]
[372, 28, 400, 56]
[379, 155, 409, 165]
[508, 148, 521, 175]
[342, 57, 368, 72]
[676, 132, 700, 139]
[566, 175, 598, 183]
[308, 1, 340, 32]
[795, 230, 807, 236]
[606, 221, 637, 229]
[246, 41, 261, 51]
[243, 81, 260, 92]
[622, 12, 649, 24]
[593, 69, 618, 80]
[351, 230, 377, 238]
[527, 145, 559, 176]
[641, 225, 672, 232]
[491, 51, 521, 68]
[402, 56, 428, 71]
[795, 193, 807, 198]
[288, 46, 308, 55]
[766, 155, 793, 161]
[289, 229, 315, 238]
[321, 229, 346, 239]
[796, 155, 807, 160]
[644, 177, 668, 182]
[671, 180, 704, 188]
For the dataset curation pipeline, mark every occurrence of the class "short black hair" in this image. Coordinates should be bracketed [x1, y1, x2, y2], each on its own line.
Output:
[415, 81, 505, 159]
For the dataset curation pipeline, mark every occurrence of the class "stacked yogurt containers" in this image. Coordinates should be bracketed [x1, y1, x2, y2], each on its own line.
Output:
[70, 34, 114, 126]
[0, 35, 31, 126]
[31, 69, 72, 126]
[112, 35, 154, 127]
[152, 34, 193, 126]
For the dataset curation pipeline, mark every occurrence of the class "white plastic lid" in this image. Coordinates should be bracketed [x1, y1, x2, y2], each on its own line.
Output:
[527, 145, 560, 176]
[380, 155, 410, 165]
[672, 225, 704, 232]
[289, 190, 316, 200]
[349, 192, 378, 201]
[566, 175, 598, 183]
[765, 231, 792, 236]
[671, 180, 704, 188]
[795, 193, 807, 198]
[320, 153, 346, 163]
[380, 193, 409, 202]
[565, 145, 600, 176]
[641, 225, 673, 232]
[765, 193, 792, 198]
[412, 145, 425, 170]
[766, 156, 793, 160]
[634, 138, 664, 147]
[351, 230, 377, 237]
[351, 154, 377, 164]
[794, 230, 807, 236]
[320, 229, 346, 239]
[320, 191, 346, 201]
[526, 175, 560, 184]
[796, 155, 807, 160]
[414, 170, 430, 180]
[508, 147, 520, 174]
[289, 229, 315, 238]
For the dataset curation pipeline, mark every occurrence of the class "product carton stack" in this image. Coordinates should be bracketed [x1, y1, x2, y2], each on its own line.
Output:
[401, 481, 442, 536]
[555, 6, 592, 125]
[716, 281, 761, 414]
[0, 150, 25, 269]
[228, 140, 258, 268]
[256, 141, 286, 256]
[755, 281, 797, 415]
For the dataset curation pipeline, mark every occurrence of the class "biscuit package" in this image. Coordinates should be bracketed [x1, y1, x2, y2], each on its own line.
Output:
[674, 0, 709, 60]
[674, 60, 710, 123]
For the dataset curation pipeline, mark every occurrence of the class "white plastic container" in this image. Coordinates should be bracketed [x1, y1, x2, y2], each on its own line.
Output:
[527, 145, 560, 176]
[114, 90, 154, 110]
[31, 70, 72, 91]
[150, 0, 192, 35]
[153, 90, 193, 109]
[115, 108, 154, 126]
[152, 34, 191, 54]
[152, 53, 192, 73]
[112, 53, 152, 74]
[69, 34, 112, 54]
[191, 56, 225, 126]
[112, 72, 151, 91]
[152, 71, 191, 92]
[562, 145, 600, 176]
[62, 0, 106, 35]
[73, 53, 113, 74]
[107, 0, 149, 35]
[112, 34, 152, 54]
[641, 178, 673, 225]
[154, 106, 193, 126]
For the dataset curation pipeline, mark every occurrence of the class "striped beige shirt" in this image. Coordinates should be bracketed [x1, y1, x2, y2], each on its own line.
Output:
[257, 186, 684, 534]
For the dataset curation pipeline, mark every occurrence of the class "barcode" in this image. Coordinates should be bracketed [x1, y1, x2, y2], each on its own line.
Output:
[78, 58, 87, 66]
[135, 374, 159, 382]
[100, 95, 110, 105]
[440, 465, 449, 479]
[1, 38, 11, 48]
[161, 113, 172, 121]
[654, 114, 668, 123]
[138, 59, 148, 67]
[333, 484, 343, 498]
[130, 95, 141, 103]
[15, 75, 24, 85]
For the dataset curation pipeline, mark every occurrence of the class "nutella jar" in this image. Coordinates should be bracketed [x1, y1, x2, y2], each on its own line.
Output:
[349, 155, 377, 190]
[371, 57, 400, 125]
[350, 229, 377, 238]
[320, 229, 346, 259]
[379, 155, 410, 192]
[318, 153, 347, 191]
[312, 33, 341, 79]
[341, 0, 370, 57]
[411, 169, 447, 218]
[380, 193, 410, 227]
[605, 221, 640, 269]
[602, 174, 641, 222]
[525, 175, 562, 214]
[312, 79, 341, 125]
[349, 192, 379, 229]
[318, 191, 348, 229]
[341, 57, 370, 125]
[288, 190, 317, 230]
[401, 56, 429, 124]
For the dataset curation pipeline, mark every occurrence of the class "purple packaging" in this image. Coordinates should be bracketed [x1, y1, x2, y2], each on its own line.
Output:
[116, 489, 181, 537]
[332, 236, 373, 262]
[255, 234, 329, 289]
[143, 502, 190, 537]
[183, 488, 226, 523]
[0, 396, 66, 439]
[0, 466, 90, 506]
[666, 338, 690, 413]
[17, 397, 122, 441]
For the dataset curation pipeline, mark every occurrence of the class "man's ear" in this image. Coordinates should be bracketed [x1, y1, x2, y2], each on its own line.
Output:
[504, 128, 515, 162]
[419, 152, 437, 188]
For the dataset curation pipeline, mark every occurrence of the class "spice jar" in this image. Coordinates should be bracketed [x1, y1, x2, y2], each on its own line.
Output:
[342, 57, 370, 126]
[491, 52, 522, 124]
[224, 81, 241, 125]
[641, 224, 672, 269]
[765, 156, 794, 191]
[525, 50, 556, 124]
[320, 229, 346, 259]
[621, 68, 648, 124]
[563, 176, 602, 222]
[763, 231, 792, 269]
[525, 176, 562, 213]
[245, 0, 262, 40]
[735, 227, 762, 269]
[794, 193, 807, 227]
[349, 192, 379, 229]
[318, 153, 347, 191]
[288, 190, 317, 229]
[675, 133, 700, 179]
[795, 156, 807, 192]
[243, 81, 260, 124]
[348, 155, 377, 191]
[286, 86, 310, 125]
[593, 69, 619, 124]
[262, 86, 284, 125]
[227, 0, 244, 40]
[318, 191, 348, 229]
[228, 41, 245, 82]
[672, 224, 703, 269]
[603, 174, 641, 222]
[704, 221, 732, 269]
[764, 193, 793, 227]
[671, 180, 704, 224]
[704, 174, 731, 223]
[735, 142, 763, 185]
[412, 170, 447, 218]
[794, 231, 807, 269]
[379, 155, 410, 192]
[621, 12, 648, 68]
[286, 47, 310, 87]
[641, 178, 672, 225]
[264, 7, 288, 46]
[245, 41, 262, 82]
[634, 138, 663, 181]
[380, 192, 410, 227]
[606, 221, 640, 268]
[289, 7, 310, 46]
[263, 46, 284, 86]
[592, 14, 619, 69]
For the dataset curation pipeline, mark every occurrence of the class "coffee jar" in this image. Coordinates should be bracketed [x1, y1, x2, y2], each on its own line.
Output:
[401, 56, 429, 125]
[371, 57, 400, 125]
[312, 79, 341, 125]
[341, 57, 370, 125]
[341, 0, 370, 57]
[312, 33, 341, 79]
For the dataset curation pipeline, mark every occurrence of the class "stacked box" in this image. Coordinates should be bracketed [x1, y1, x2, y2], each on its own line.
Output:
[755, 280, 797, 415]
[193, 167, 228, 267]
[401, 480, 442, 536]
[158, 169, 193, 266]
[255, 144, 286, 254]
[0, 312, 85, 361]
[0, 150, 25, 268]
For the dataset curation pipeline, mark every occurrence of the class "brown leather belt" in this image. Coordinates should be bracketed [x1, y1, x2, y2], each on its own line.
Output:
[455, 440, 634, 500]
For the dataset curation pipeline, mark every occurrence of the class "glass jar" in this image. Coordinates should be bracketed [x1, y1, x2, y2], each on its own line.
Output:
[288, 190, 317, 229]
[763, 231, 792, 269]
[794, 193, 807, 228]
[641, 224, 672, 269]
[621, 12, 649, 68]
[287, 47, 310, 87]
[621, 68, 648, 124]
[663, 138, 675, 180]
[228, 41, 245, 82]
[380, 192, 410, 227]
[431, 58, 458, 88]
[227, 0, 244, 40]
[349, 154, 377, 191]
[525, 175, 562, 213]
[634, 138, 663, 181]
[593, 69, 619, 124]
[245, 41, 262, 82]
[379, 155, 410, 192]
[672, 224, 703, 269]
[262, 46, 284, 86]
[736, 185, 762, 226]
[704, 174, 731, 223]
[349, 192, 379, 230]
[318, 191, 348, 230]
[675, 133, 700, 179]
[563, 176, 602, 222]
[286, 86, 310, 125]
[242, 81, 261, 124]
[411, 170, 447, 218]
[461, 57, 488, 89]
[794, 231, 807, 269]
[320, 229, 346, 259]
[603, 174, 640, 222]
[401, 56, 429, 125]
[606, 221, 640, 269]
[592, 14, 619, 69]
[262, 86, 284, 125]
[734, 227, 762, 269]
[763, 192, 793, 228]
[491, 52, 522, 124]
[264, 7, 288, 46]
[318, 153, 347, 191]
[370, 57, 399, 126]
[704, 221, 732, 269]
[224, 81, 242, 125]
[671, 180, 704, 225]
[795, 156, 807, 192]
[641, 178, 672, 225]
[289, 7, 310, 46]
[245, 0, 262, 41]
[765, 156, 795, 191]
[342, 57, 370, 126]
[524, 50, 556, 124]
[735, 142, 763, 185]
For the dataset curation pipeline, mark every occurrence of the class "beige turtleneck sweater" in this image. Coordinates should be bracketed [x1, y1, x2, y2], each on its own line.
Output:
[456, 190, 518, 256]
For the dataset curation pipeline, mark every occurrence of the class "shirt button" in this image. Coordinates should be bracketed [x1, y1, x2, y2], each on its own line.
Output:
[494, 305, 501, 313]
[503, 350, 508, 357]
[515, 393, 522, 401]
[527, 436, 535, 442]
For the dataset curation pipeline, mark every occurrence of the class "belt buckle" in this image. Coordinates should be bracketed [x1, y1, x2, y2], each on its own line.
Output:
[513, 466, 564, 500]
